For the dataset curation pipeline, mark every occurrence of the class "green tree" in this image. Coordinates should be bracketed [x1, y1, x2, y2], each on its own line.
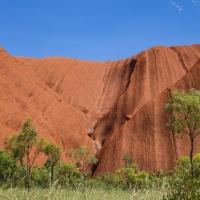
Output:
[165, 90, 200, 175]
[43, 142, 61, 186]
[69, 145, 98, 190]
[4, 118, 45, 190]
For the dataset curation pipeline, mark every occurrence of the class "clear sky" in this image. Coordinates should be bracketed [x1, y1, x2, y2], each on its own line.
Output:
[0, 0, 199, 61]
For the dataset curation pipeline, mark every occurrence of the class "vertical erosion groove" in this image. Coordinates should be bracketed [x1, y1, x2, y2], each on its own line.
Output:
[170, 47, 189, 72]
[90, 59, 137, 174]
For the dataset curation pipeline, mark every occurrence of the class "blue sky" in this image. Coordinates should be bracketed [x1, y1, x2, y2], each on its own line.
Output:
[0, 0, 199, 61]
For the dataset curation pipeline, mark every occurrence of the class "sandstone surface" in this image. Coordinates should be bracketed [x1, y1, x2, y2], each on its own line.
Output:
[0, 45, 200, 173]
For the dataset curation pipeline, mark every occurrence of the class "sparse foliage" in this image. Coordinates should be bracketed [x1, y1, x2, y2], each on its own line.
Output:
[69, 145, 98, 190]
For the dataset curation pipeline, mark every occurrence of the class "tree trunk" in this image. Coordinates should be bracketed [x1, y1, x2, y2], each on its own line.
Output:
[25, 162, 31, 191]
[50, 165, 54, 186]
[83, 174, 86, 191]
[27, 175, 30, 191]
[189, 135, 194, 177]
[25, 172, 30, 191]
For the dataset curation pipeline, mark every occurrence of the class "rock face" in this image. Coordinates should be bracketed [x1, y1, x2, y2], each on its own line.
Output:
[0, 44, 200, 174]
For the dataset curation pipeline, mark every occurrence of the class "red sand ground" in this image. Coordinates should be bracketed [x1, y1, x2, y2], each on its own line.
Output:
[0, 45, 200, 174]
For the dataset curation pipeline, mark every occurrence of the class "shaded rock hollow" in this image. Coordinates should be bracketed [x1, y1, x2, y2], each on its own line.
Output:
[0, 44, 200, 174]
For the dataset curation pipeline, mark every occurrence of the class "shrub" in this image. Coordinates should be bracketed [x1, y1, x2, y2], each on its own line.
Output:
[31, 167, 49, 188]
[0, 150, 16, 185]
[117, 167, 151, 190]
[163, 156, 200, 200]
[96, 172, 124, 190]
[55, 162, 80, 188]
[11, 166, 26, 188]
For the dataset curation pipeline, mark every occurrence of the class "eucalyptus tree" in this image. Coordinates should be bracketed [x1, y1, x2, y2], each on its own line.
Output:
[165, 89, 200, 175]
[4, 119, 45, 190]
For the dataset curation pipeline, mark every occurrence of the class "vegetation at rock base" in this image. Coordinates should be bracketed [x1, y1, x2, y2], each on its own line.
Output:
[163, 155, 200, 200]
[0, 89, 199, 199]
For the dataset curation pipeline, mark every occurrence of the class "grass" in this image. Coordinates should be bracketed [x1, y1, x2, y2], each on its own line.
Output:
[0, 188, 164, 200]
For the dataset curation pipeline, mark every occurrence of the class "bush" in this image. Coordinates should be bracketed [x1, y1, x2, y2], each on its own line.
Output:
[116, 164, 152, 190]
[0, 150, 16, 185]
[96, 172, 124, 190]
[55, 162, 81, 188]
[31, 167, 49, 188]
[163, 156, 200, 200]
[11, 166, 26, 188]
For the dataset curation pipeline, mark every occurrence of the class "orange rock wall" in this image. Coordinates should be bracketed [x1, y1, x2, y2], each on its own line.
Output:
[0, 45, 200, 173]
